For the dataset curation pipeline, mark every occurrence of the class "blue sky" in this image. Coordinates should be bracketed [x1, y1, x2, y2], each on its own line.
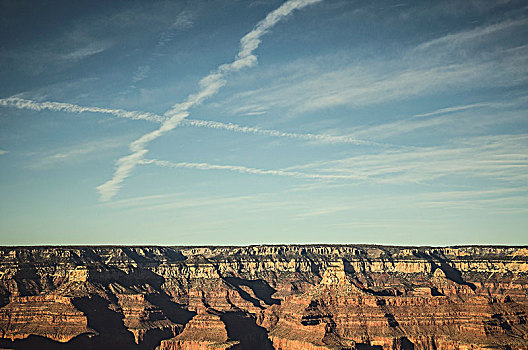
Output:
[0, 0, 527, 245]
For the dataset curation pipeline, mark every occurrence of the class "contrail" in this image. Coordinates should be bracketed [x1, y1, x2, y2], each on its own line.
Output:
[141, 158, 363, 180]
[0, 97, 165, 123]
[97, 0, 323, 201]
[181, 119, 378, 145]
[0, 96, 383, 145]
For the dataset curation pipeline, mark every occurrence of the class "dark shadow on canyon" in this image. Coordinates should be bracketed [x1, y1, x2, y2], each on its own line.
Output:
[413, 251, 477, 291]
[224, 277, 280, 306]
[0, 295, 184, 350]
[220, 311, 275, 350]
[145, 292, 196, 325]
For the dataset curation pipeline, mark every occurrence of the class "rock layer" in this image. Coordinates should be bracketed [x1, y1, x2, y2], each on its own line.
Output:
[0, 245, 526, 349]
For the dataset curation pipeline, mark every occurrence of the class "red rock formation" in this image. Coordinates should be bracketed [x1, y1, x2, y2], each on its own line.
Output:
[0, 245, 526, 349]
[116, 293, 180, 344]
[265, 258, 528, 350]
[0, 294, 93, 342]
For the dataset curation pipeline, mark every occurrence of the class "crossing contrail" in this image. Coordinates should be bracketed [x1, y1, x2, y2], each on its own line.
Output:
[0, 96, 382, 145]
[96, 0, 323, 201]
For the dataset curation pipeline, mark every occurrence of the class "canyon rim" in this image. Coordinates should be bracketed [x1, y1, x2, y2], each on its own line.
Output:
[0, 245, 527, 350]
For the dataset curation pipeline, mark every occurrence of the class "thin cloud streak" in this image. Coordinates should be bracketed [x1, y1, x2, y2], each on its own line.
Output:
[61, 41, 113, 61]
[97, 0, 323, 201]
[0, 97, 165, 123]
[103, 192, 258, 212]
[412, 102, 493, 118]
[411, 97, 528, 118]
[101, 191, 302, 215]
[414, 18, 528, 52]
[141, 158, 363, 180]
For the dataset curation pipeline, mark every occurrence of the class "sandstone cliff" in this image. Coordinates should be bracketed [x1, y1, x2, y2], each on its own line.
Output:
[0, 245, 526, 349]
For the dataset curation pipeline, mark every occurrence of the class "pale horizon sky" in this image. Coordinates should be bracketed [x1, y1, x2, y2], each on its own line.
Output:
[0, 0, 527, 245]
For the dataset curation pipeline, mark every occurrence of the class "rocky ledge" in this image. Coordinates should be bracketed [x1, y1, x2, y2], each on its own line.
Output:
[0, 245, 527, 349]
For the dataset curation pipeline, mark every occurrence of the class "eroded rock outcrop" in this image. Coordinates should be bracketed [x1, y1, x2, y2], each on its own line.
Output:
[0, 245, 526, 349]
[116, 293, 180, 344]
[157, 310, 238, 350]
[0, 294, 92, 342]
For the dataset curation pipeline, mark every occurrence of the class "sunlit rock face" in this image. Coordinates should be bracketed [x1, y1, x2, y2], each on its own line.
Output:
[0, 245, 527, 349]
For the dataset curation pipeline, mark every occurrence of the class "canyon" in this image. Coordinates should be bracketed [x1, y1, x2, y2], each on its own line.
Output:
[0, 245, 527, 350]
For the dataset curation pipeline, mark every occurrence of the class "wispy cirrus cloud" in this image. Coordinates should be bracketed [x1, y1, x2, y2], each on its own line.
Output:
[0, 1, 196, 80]
[348, 103, 528, 141]
[96, 0, 323, 202]
[0, 41, 113, 77]
[27, 137, 128, 170]
[132, 10, 196, 83]
[61, 41, 113, 62]
[101, 191, 306, 222]
[414, 17, 528, 53]
[220, 17, 528, 115]
[288, 134, 528, 185]
[418, 188, 528, 212]
[292, 185, 528, 219]
[227, 55, 527, 115]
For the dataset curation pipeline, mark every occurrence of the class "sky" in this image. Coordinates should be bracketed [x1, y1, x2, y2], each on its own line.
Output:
[0, 0, 527, 246]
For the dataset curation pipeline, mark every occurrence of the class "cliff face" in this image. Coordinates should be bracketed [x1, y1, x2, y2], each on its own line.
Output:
[0, 245, 527, 350]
